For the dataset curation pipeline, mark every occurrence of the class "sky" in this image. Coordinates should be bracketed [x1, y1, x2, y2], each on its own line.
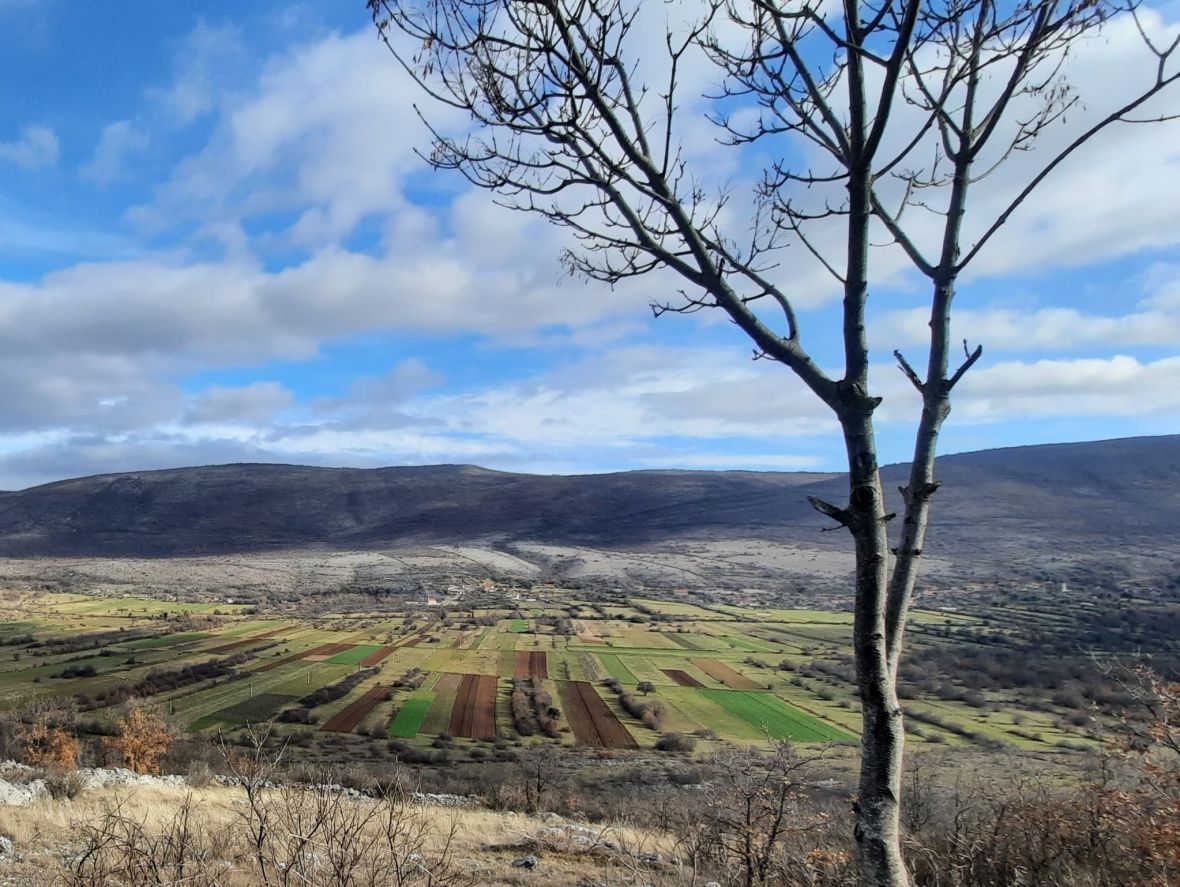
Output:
[0, 1, 1176, 491]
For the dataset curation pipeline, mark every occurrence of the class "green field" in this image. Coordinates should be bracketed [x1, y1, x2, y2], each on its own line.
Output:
[597, 652, 638, 683]
[189, 693, 297, 731]
[389, 694, 434, 738]
[508, 619, 529, 633]
[327, 644, 383, 664]
[701, 689, 855, 742]
[125, 632, 210, 649]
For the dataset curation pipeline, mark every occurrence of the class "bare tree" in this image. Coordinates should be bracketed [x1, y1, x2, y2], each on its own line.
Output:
[691, 742, 840, 887]
[368, 0, 1178, 882]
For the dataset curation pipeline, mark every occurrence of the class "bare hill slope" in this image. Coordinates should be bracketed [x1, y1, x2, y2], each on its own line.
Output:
[0, 435, 1173, 560]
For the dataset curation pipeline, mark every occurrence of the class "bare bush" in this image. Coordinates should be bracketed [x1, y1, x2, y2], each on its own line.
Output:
[672, 743, 852, 887]
[224, 725, 473, 887]
[59, 794, 228, 887]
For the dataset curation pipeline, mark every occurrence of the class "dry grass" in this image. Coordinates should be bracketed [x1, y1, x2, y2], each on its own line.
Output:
[0, 782, 686, 886]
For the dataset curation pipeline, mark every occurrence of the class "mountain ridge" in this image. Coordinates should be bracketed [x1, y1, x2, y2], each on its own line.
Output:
[0, 434, 1173, 559]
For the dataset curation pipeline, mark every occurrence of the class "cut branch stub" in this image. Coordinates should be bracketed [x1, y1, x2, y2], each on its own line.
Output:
[808, 495, 852, 528]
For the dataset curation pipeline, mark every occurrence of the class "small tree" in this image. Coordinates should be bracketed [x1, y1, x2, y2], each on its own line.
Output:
[107, 703, 175, 775]
[21, 721, 80, 770]
[515, 744, 566, 814]
[370, 1, 1179, 882]
[15, 697, 80, 770]
[637, 680, 655, 696]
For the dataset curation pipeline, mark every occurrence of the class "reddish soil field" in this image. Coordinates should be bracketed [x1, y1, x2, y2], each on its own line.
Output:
[400, 636, 424, 648]
[359, 646, 400, 666]
[558, 681, 638, 749]
[514, 651, 549, 679]
[662, 668, 705, 687]
[205, 625, 294, 655]
[448, 674, 499, 740]
[690, 658, 761, 689]
[320, 685, 392, 733]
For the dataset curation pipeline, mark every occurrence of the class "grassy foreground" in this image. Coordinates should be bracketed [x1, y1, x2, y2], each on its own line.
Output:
[0, 780, 684, 887]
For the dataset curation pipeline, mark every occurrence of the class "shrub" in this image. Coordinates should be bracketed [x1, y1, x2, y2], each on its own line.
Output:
[55, 664, 98, 679]
[654, 732, 697, 753]
[21, 723, 81, 770]
[297, 666, 381, 709]
[44, 769, 88, 800]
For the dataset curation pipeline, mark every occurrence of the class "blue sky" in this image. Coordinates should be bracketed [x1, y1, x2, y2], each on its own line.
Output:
[0, 0, 1176, 490]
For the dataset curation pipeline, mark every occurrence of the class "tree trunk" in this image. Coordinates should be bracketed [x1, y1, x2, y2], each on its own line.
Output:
[842, 409, 909, 887]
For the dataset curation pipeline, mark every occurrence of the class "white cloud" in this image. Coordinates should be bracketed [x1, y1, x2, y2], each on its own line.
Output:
[878, 259, 1180, 353]
[152, 21, 247, 124]
[881, 304, 1180, 353]
[0, 125, 58, 170]
[134, 27, 452, 251]
[184, 382, 294, 425]
[81, 121, 150, 185]
[956, 354, 1180, 420]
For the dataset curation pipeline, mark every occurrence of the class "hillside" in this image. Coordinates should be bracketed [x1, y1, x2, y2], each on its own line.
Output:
[0, 435, 1174, 563]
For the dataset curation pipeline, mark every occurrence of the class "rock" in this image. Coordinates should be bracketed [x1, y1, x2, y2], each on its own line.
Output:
[411, 791, 480, 807]
[705, 882, 722, 887]
[77, 768, 185, 790]
[0, 778, 46, 807]
[512, 854, 539, 869]
[0, 835, 14, 857]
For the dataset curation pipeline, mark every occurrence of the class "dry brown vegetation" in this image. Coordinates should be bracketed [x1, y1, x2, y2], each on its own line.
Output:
[106, 705, 176, 775]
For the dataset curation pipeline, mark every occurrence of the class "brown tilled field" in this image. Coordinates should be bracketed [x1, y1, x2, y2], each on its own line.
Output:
[205, 625, 294, 655]
[320, 685, 391, 732]
[359, 645, 400, 666]
[253, 642, 351, 673]
[662, 668, 704, 687]
[449, 674, 499, 740]
[302, 643, 353, 661]
[514, 650, 548, 679]
[690, 658, 760, 689]
[558, 681, 638, 749]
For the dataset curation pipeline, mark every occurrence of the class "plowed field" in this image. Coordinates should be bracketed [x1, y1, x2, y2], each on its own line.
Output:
[320, 685, 391, 733]
[359, 646, 400, 666]
[691, 658, 760, 689]
[558, 681, 638, 749]
[303, 643, 352, 661]
[205, 625, 294, 654]
[448, 674, 499, 740]
[662, 668, 704, 687]
[514, 650, 548, 679]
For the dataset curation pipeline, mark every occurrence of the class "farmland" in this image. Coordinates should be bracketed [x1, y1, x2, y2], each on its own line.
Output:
[0, 586, 1122, 760]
